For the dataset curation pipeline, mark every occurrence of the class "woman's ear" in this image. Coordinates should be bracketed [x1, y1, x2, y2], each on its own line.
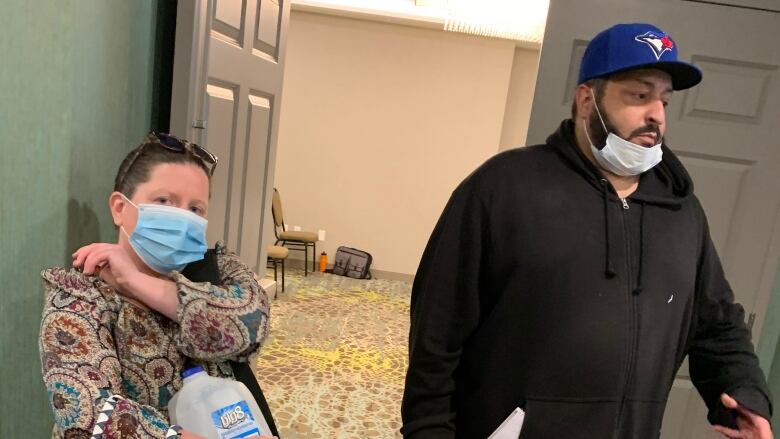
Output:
[108, 192, 127, 227]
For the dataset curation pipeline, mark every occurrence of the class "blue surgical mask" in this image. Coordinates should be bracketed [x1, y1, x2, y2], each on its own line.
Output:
[120, 195, 208, 274]
[585, 88, 663, 176]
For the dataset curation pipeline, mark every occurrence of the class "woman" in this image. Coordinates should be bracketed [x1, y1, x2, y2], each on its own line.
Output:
[39, 132, 273, 438]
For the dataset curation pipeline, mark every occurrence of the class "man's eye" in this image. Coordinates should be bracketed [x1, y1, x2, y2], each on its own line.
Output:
[156, 197, 171, 204]
[190, 206, 205, 215]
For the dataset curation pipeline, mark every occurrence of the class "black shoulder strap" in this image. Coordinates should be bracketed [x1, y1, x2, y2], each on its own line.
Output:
[228, 360, 280, 437]
[182, 250, 281, 438]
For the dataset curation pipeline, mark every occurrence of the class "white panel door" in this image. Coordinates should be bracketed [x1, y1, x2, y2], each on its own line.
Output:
[171, 0, 291, 273]
[527, 1, 780, 437]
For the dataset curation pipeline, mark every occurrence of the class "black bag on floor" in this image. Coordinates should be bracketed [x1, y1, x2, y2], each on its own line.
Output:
[331, 246, 373, 279]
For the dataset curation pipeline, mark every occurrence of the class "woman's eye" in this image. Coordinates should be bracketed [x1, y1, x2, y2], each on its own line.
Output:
[155, 197, 171, 204]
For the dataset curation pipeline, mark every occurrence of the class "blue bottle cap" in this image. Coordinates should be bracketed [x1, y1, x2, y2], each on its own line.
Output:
[181, 366, 205, 379]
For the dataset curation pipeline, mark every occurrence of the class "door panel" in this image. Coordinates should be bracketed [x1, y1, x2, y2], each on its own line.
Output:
[171, 0, 290, 273]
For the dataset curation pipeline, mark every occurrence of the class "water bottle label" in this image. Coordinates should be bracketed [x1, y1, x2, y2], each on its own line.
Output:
[210, 400, 262, 439]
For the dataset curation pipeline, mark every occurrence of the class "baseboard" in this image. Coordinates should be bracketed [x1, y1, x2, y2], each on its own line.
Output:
[369, 269, 415, 283]
[258, 277, 278, 299]
[281, 257, 415, 283]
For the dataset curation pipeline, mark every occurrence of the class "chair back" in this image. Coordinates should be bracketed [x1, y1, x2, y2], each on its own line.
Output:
[271, 189, 285, 237]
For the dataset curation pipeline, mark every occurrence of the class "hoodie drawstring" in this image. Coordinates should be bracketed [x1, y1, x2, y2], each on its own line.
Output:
[600, 179, 617, 279]
[601, 178, 646, 294]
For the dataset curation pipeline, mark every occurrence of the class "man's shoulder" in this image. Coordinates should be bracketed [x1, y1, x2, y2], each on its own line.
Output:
[462, 144, 558, 189]
[484, 144, 553, 166]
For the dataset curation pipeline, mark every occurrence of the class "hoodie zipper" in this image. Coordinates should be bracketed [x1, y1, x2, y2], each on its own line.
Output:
[614, 197, 637, 438]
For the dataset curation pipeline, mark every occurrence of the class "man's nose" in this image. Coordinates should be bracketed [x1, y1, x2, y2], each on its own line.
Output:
[647, 99, 666, 126]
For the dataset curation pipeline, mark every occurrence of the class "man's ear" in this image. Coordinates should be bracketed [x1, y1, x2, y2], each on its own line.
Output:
[108, 191, 126, 227]
[575, 84, 595, 121]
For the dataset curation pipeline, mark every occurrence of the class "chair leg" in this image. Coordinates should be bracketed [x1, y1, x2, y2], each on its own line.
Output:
[281, 259, 285, 292]
[272, 259, 278, 299]
[303, 243, 308, 276]
[312, 242, 317, 273]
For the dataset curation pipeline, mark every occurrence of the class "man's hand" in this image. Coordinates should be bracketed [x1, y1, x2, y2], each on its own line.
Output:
[713, 393, 773, 439]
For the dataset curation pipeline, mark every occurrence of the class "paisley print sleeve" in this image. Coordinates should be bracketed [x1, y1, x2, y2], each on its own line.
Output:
[39, 268, 175, 439]
[169, 246, 270, 362]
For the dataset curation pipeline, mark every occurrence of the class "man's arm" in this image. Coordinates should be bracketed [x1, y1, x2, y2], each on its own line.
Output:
[401, 183, 489, 439]
[688, 201, 772, 430]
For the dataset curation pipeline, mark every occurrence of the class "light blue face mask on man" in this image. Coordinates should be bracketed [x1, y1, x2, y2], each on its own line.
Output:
[120, 194, 208, 274]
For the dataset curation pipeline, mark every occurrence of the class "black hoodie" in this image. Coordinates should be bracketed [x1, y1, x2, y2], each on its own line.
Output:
[401, 120, 771, 438]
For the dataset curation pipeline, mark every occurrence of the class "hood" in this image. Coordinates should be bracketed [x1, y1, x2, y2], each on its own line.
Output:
[544, 119, 695, 293]
[546, 119, 693, 209]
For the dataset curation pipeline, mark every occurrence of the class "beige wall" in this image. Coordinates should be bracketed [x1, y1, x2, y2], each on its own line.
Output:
[500, 47, 540, 150]
[274, 11, 539, 275]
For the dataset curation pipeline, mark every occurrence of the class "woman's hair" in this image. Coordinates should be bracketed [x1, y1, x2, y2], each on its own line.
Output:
[113, 138, 212, 198]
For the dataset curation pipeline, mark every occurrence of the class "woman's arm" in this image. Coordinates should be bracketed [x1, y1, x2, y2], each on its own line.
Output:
[167, 248, 270, 362]
[39, 268, 181, 438]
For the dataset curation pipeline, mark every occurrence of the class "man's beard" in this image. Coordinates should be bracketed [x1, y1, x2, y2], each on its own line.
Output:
[588, 105, 663, 149]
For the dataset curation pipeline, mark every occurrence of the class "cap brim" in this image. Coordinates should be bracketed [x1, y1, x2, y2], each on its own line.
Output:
[611, 61, 702, 90]
[653, 61, 702, 90]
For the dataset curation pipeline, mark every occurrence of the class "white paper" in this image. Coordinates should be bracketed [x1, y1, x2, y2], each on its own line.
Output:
[487, 407, 525, 439]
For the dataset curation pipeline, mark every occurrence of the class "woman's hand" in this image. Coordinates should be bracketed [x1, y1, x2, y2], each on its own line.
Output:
[72, 243, 139, 290]
[72, 243, 180, 318]
[181, 432, 276, 439]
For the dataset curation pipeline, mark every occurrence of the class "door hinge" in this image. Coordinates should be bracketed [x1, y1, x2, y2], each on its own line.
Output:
[192, 119, 207, 129]
[747, 312, 756, 332]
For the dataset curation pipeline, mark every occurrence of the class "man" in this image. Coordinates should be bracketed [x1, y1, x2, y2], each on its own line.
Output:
[401, 23, 772, 439]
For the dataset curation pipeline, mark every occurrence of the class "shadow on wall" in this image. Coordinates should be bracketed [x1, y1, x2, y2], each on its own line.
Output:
[65, 198, 102, 263]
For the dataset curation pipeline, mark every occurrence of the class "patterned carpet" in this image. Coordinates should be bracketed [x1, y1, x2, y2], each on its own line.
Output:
[254, 268, 411, 438]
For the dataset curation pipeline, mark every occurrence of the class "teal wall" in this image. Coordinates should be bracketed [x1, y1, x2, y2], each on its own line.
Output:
[0, 1, 158, 436]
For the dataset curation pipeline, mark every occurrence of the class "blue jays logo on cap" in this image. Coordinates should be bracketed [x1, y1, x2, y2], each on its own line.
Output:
[635, 31, 675, 60]
[578, 23, 702, 91]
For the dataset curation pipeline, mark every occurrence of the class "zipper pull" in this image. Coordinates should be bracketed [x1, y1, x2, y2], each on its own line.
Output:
[621, 198, 630, 210]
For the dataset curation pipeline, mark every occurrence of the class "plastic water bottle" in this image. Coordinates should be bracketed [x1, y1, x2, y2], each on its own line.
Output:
[168, 366, 272, 439]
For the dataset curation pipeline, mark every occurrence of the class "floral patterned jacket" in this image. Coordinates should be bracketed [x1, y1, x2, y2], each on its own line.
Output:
[38, 243, 270, 438]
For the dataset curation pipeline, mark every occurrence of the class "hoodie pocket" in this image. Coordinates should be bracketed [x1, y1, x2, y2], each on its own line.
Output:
[519, 398, 619, 439]
[617, 399, 666, 439]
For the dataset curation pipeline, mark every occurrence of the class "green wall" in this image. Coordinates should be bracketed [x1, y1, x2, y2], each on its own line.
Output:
[0, 1, 158, 436]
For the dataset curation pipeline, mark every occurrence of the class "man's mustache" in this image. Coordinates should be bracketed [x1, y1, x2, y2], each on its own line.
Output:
[628, 125, 662, 141]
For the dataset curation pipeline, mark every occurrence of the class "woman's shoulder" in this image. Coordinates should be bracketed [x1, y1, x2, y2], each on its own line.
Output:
[213, 241, 255, 272]
[41, 267, 117, 306]
[213, 241, 242, 265]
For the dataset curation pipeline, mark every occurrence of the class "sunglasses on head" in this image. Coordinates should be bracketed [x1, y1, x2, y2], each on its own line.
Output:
[117, 132, 219, 187]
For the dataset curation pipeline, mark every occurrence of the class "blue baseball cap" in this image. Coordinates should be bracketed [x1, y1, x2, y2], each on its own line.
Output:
[578, 23, 702, 90]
